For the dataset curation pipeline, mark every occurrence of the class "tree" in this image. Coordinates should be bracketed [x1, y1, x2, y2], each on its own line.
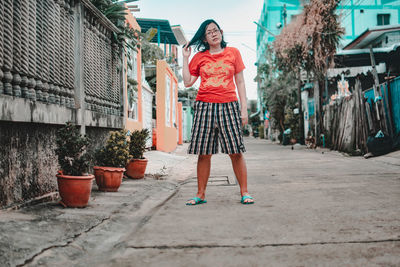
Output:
[274, 0, 344, 143]
[256, 45, 298, 140]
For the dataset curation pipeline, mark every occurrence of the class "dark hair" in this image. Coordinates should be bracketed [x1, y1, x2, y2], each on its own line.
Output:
[185, 19, 227, 52]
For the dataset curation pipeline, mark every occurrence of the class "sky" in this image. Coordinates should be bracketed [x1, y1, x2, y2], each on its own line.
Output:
[134, 0, 263, 100]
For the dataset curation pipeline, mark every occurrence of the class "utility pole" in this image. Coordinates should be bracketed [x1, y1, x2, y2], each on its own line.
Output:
[283, 4, 287, 27]
[369, 46, 388, 134]
[297, 70, 304, 144]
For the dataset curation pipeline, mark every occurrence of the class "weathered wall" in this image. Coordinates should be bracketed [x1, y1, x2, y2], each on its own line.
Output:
[0, 122, 59, 208]
[0, 122, 118, 208]
[86, 126, 115, 158]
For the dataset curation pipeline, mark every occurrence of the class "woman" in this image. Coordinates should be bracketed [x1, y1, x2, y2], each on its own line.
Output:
[182, 19, 254, 205]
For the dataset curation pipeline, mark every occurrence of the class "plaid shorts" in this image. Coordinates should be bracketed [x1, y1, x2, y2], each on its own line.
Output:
[188, 101, 246, 155]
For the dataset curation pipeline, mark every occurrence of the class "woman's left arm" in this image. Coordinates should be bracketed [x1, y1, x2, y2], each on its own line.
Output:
[234, 71, 248, 126]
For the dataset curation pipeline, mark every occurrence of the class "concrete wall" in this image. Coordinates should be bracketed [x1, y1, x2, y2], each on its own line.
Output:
[0, 121, 116, 208]
[0, 0, 125, 208]
[0, 122, 58, 208]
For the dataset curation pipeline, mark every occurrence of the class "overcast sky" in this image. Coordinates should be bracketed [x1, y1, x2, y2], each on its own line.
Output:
[134, 0, 262, 100]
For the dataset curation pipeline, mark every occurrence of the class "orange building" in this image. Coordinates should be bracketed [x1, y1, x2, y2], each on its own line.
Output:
[135, 18, 186, 152]
[156, 60, 182, 152]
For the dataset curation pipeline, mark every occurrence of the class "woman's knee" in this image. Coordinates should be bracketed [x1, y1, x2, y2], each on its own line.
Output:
[229, 153, 243, 160]
[198, 154, 212, 161]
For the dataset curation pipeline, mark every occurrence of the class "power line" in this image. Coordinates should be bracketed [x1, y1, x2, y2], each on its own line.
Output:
[185, 30, 256, 35]
[342, 0, 368, 22]
[241, 43, 256, 53]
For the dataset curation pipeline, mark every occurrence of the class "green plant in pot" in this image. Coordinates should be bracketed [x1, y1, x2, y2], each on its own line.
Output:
[55, 122, 94, 208]
[93, 129, 130, 192]
[126, 128, 150, 179]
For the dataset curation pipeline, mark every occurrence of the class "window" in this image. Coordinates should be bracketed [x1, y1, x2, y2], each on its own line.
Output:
[172, 83, 176, 127]
[377, 14, 390, 26]
[165, 75, 171, 127]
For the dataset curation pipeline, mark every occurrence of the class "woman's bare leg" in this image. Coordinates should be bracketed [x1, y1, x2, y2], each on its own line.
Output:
[229, 153, 254, 203]
[187, 154, 212, 204]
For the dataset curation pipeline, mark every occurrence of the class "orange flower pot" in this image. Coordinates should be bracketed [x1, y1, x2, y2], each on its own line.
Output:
[93, 166, 125, 192]
[56, 173, 94, 208]
[125, 158, 148, 179]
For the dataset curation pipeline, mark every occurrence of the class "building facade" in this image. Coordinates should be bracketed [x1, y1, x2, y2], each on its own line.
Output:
[256, 0, 400, 139]
[256, 0, 400, 66]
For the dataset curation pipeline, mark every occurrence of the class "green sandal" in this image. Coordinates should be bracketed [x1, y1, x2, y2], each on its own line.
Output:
[186, 197, 207, 206]
[241, 195, 254, 204]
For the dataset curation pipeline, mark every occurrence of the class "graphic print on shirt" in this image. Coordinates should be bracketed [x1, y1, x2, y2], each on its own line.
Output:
[202, 60, 234, 88]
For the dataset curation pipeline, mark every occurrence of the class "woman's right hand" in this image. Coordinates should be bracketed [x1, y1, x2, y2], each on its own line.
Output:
[182, 43, 191, 58]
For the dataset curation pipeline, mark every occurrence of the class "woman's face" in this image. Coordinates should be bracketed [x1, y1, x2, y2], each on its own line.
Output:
[204, 23, 223, 47]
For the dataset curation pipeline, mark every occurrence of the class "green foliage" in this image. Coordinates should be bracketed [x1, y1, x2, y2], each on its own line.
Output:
[55, 122, 90, 176]
[141, 40, 165, 65]
[178, 87, 198, 99]
[129, 128, 150, 159]
[284, 107, 300, 139]
[127, 78, 138, 87]
[258, 124, 265, 139]
[258, 46, 297, 134]
[91, 0, 142, 73]
[94, 130, 130, 167]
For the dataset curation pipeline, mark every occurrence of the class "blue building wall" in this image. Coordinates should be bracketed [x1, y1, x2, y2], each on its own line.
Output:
[390, 77, 400, 134]
[340, 0, 400, 44]
[257, 0, 302, 64]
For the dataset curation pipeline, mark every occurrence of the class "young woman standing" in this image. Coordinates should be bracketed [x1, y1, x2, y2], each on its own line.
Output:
[182, 19, 254, 205]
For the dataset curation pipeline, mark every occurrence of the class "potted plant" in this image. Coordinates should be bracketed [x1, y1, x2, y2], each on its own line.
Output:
[126, 128, 150, 179]
[93, 130, 130, 192]
[55, 122, 94, 208]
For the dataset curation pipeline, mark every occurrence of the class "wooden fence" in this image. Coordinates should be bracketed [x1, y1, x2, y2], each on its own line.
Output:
[324, 77, 399, 154]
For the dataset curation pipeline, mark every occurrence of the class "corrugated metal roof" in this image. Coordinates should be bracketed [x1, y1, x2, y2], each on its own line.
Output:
[335, 44, 400, 67]
[343, 24, 400, 50]
[136, 18, 179, 45]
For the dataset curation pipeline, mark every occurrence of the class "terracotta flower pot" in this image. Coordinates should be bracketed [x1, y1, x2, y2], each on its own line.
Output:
[56, 173, 94, 208]
[93, 166, 125, 192]
[125, 158, 148, 179]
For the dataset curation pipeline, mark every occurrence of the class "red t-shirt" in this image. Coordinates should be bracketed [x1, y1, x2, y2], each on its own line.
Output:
[189, 47, 245, 103]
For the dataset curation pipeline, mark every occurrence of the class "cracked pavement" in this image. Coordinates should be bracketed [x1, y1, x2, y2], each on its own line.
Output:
[1, 138, 400, 266]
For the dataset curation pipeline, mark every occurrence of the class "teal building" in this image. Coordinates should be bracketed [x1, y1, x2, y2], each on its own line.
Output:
[256, 0, 400, 65]
[256, 0, 302, 64]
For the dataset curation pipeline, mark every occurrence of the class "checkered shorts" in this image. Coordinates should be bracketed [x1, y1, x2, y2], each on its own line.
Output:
[188, 101, 246, 155]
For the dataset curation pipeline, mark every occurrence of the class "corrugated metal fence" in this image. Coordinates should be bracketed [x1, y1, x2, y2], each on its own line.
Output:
[364, 76, 400, 136]
[389, 77, 400, 134]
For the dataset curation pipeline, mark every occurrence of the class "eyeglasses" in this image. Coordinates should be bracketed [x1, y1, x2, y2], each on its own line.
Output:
[206, 29, 220, 36]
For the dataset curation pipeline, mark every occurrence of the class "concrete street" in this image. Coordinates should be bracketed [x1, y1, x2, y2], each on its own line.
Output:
[1, 138, 399, 266]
